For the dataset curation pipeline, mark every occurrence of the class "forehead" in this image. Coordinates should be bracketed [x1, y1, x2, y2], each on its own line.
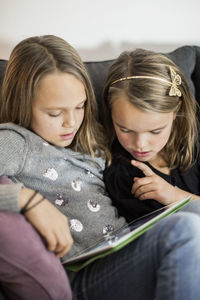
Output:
[111, 96, 173, 132]
[33, 72, 86, 108]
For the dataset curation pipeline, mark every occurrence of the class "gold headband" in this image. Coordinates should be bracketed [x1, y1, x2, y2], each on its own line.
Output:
[110, 66, 182, 97]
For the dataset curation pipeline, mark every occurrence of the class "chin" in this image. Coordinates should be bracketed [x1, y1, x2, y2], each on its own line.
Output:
[59, 142, 71, 148]
[132, 154, 152, 162]
[136, 157, 149, 162]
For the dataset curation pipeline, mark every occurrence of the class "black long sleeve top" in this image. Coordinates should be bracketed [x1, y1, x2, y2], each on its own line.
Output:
[104, 140, 200, 223]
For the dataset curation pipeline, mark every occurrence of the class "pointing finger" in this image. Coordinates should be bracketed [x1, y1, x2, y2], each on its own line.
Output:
[131, 160, 154, 177]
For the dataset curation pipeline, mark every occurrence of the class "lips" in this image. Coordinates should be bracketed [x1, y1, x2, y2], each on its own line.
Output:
[60, 132, 74, 141]
[132, 151, 151, 158]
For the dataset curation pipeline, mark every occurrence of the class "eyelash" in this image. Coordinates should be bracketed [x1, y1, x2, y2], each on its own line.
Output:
[48, 113, 61, 117]
[78, 100, 87, 109]
[151, 131, 162, 135]
[120, 128, 130, 133]
[76, 104, 85, 110]
[120, 128, 162, 135]
[48, 103, 86, 117]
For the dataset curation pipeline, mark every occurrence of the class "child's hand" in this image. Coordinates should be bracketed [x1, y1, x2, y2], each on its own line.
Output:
[20, 188, 73, 258]
[131, 160, 178, 205]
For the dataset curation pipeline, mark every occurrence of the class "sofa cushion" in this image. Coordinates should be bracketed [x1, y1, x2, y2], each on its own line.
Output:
[192, 46, 200, 104]
[165, 45, 196, 97]
[85, 60, 113, 115]
[0, 60, 7, 92]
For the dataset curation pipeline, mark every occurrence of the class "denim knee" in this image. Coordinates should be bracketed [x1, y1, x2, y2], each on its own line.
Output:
[154, 211, 200, 300]
[180, 199, 200, 216]
[158, 211, 200, 249]
[170, 211, 200, 237]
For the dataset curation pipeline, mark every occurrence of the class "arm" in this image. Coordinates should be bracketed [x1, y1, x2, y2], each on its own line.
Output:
[0, 130, 73, 256]
[0, 182, 22, 212]
[0, 130, 29, 211]
[19, 188, 73, 258]
[131, 160, 200, 204]
[0, 130, 26, 176]
[0, 183, 73, 257]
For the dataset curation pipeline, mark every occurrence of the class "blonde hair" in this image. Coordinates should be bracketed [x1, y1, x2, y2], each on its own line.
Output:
[0, 35, 111, 161]
[103, 48, 200, 171]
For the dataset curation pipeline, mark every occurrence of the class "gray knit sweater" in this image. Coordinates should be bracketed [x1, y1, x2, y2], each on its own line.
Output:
[0, 123, 126, 263]
[0, 182, 22, 212]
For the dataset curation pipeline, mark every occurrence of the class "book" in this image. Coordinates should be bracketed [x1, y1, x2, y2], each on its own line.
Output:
[66, 196, 191, 271]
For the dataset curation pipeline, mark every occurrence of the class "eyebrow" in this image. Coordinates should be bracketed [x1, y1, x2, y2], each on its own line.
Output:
[115, 122, 167, 132]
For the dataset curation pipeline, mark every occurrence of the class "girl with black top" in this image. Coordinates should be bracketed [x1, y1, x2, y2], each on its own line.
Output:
[103, 48, 200, 223]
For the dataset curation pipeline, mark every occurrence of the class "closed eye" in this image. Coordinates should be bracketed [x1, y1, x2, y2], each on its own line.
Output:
[48, 112, 62, 117]
[76, 100, 87, 110]
[151, 130, 162, 134]
[119, 127, 131, 133]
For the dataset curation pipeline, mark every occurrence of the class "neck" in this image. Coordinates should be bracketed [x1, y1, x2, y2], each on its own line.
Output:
[148, 153, 170, 175]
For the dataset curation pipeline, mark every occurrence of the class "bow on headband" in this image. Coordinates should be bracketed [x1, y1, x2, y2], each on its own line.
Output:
[169, 66, 182, 97]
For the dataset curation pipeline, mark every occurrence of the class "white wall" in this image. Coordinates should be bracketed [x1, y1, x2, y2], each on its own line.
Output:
[0, 0, 200, 60]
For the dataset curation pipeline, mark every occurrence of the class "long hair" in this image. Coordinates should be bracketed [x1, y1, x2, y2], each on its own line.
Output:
[0, 35, 111, 161]
[103, 48, 199, 170]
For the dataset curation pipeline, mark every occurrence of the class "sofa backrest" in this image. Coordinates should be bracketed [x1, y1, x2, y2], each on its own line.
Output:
[1, 45, 200, 122]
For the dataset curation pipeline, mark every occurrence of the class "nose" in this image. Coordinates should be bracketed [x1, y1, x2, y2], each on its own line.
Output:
[134, 134, 146, 151]
[62, 111, 76, 128]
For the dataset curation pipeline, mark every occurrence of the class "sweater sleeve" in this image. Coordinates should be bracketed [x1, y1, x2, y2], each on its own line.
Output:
[0, 183, 23, 212]
[0, 130, 26, 176]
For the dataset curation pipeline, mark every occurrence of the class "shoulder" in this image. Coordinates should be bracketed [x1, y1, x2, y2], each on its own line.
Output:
[0, 124, 31, 175]
[0, 123, 42, 147]
[0, 123, 26, 149]
[179, 154, 200, 195]
[186, 155, 200, 173]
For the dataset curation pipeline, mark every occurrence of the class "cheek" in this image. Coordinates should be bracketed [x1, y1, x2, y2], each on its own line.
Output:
[115, 129, 131, 148]
[79, 111, 85, 125]
[75, 110, 85, 129]
[42, 117, 59, 129]
[34, 116, 61, 136]
[153, 132, 171, 150]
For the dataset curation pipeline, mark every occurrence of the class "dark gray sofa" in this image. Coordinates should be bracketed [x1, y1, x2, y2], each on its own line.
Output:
[0, 45, 200, 299]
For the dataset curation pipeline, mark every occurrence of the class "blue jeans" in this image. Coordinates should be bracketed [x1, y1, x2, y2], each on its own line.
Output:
[71, 201, 200, 300]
